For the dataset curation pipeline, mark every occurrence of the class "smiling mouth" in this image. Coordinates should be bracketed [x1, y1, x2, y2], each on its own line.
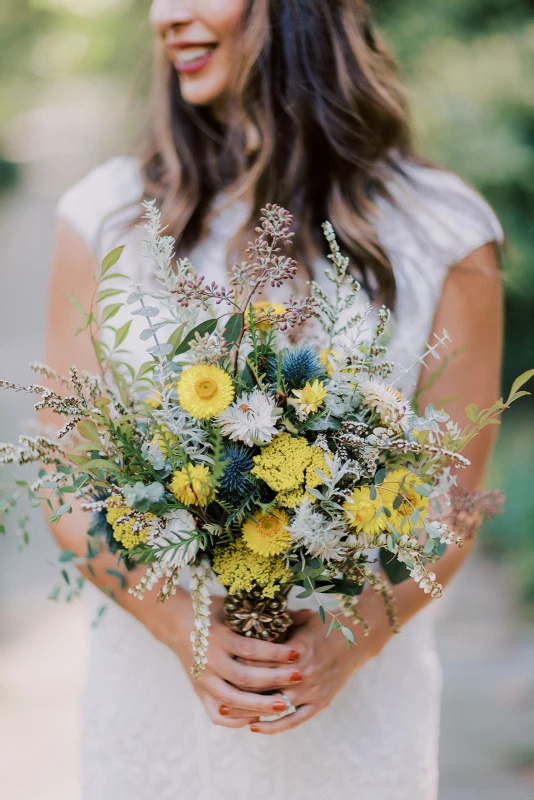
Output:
[173, 44, 219, 73]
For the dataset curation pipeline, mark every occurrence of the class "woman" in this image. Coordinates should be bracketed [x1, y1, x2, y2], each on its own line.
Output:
[45, 1, 503, 798]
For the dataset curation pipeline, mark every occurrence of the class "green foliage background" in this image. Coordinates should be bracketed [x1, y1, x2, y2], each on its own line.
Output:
[0, 0, 533, 604]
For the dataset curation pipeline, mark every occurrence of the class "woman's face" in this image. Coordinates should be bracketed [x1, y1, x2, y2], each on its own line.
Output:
[150, 0, 246, 107]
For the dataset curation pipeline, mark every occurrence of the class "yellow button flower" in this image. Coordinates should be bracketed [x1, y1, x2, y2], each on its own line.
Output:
[177, 364, 234, 419]
[170, 463, 212, 507]
[242, 509, 291, 556]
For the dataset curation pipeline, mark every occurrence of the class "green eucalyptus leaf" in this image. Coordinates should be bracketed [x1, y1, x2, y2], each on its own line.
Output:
[101, 246, 125, 276]
[114, 321, 132, 348]
[77, 420, 101, 445]
[101, 303, 122, 323]
[98, 288, 123, 303]
[174, 319, 218, 356]
[59, 549, 77, 562]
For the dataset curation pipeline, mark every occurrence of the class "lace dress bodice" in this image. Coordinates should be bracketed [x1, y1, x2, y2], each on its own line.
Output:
[56, 156, 502, 800]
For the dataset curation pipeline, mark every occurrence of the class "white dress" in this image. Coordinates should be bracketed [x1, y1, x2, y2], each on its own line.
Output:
[56, 156, 503, 800]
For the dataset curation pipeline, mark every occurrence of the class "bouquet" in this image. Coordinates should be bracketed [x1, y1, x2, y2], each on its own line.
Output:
[1, 202, 528, 678]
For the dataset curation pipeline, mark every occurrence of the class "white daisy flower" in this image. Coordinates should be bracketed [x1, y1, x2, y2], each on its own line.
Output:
[357, 377, 413, 432]
[216, 389, 281, 447]
[147, 508, 198, 568]
[287, 500, 346, 561]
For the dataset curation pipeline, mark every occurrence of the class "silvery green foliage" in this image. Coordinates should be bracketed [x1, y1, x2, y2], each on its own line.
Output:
[309, 221, 363, 346]
[140, 200, 199, 331]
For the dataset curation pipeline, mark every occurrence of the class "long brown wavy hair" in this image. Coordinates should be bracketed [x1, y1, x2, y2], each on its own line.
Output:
[138, 0, 415, 307]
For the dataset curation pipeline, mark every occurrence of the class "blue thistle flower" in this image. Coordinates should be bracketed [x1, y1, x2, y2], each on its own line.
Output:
[282, 346, 322, 390]
[220, 444, 255, 500]
[87, 487, 118, 553]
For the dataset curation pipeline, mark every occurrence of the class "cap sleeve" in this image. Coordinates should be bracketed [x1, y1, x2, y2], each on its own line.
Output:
[380, 161, 504, 272]
[55, 155, 143, 261]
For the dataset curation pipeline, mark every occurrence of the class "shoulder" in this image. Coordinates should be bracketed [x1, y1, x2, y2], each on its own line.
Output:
[55, 155, 143, 259]
[377, 158, 504, 271]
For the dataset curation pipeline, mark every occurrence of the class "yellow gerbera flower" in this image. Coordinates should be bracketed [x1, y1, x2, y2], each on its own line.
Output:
[177, 364, 234, 419]
[170, 463, 212, 507]
[252, 301, 287, 332]
[242, 509, 291, 556]
[291, 380, 328, 417]
[343, 486, 390, 535]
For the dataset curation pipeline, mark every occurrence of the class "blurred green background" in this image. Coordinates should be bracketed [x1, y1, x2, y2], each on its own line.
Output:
[0, 2, 533, 799]
[2, 0, 532, 606]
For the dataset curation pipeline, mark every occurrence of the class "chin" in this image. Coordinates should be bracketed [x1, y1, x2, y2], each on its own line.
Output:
[179, 77, 227, 108]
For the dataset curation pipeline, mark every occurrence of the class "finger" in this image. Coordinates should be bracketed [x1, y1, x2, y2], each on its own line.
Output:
[250, 704, 317, 735]
[218, 625, 301, 664]
[289, 609, 313, 627]
[206, 676, 287, 715]
[203, 693, 258, 729]
[234, 658, 282, 668]
[218, 654, 303, 692]
[218, 704, 260, 720]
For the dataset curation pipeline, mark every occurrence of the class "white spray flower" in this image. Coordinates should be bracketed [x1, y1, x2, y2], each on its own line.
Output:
[357, 377, 413, 432]
[217, 389, 281, 447]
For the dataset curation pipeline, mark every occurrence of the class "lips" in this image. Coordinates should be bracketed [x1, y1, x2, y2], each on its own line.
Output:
[171, 42, 219, 74]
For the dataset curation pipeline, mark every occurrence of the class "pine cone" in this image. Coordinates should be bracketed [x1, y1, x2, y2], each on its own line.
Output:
[223, 586, 293, 642]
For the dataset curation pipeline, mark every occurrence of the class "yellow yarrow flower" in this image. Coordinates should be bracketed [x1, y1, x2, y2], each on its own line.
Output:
[342, 485, 392, 535]
[242, 510, 291, 556]
[291, 380, 328, 417]
[305, 446, 331, 489]
[213, 538, 291, 598]
[252, 433, 330, 508]
[105, 494, 155, 550]
[177, 364, 234, 419]
[252, 432, 311, 492]
[252, 301, 287, 332]
[170, 463, 212, 507]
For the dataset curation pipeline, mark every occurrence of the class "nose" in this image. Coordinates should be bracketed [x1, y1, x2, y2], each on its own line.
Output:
[150, 1, 195, 37]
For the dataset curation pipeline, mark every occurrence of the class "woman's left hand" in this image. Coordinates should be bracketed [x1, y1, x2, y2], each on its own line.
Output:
[225, 596, 392, 735]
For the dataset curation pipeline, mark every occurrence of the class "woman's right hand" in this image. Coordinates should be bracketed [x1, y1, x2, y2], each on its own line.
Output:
[148, 592, 303, 729]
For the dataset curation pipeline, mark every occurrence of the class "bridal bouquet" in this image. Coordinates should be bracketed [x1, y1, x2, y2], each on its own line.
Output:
[1, 202, 526, 677]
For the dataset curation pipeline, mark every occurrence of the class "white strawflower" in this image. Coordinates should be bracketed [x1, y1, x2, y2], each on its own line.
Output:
[287, 500, 346, 561]
[147, 508, 198, 568]
[217, 389, 281, 447]
[357, 377, 413, 432]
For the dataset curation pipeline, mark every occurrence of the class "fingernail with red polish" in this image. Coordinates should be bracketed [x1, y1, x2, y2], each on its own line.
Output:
[272, 701, 287, 712]
[289, 671, 302, 683]
[288, 650, 300, 662]
[250, 725, 260, 733]
[219, 705, 229, 716]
